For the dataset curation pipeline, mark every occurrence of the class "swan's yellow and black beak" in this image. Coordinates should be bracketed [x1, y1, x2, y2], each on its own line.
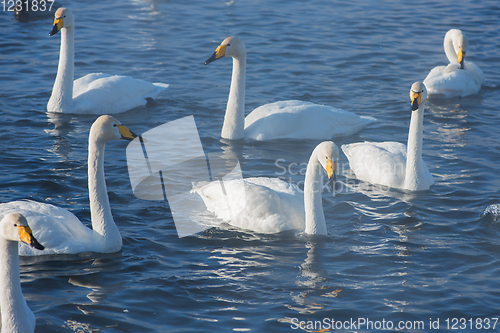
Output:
[49, 15, 64, 36]
[18, 225, 44, 250]
[117, 125, 138, 141]
[411, 89, 422, 111]
[205, 44, 229, 65]
[457, 48, 465, 69]
[327, 159, 337, 192]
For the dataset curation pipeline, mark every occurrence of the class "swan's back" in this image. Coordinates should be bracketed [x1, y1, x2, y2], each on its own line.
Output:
[194, 177, 305, 233]
[342, 141, 408, 188]
[423, 62, 484, 97]
[244, 100, 376, 140]
[72, 73, 169, 114]
[0, 200, 93, 255]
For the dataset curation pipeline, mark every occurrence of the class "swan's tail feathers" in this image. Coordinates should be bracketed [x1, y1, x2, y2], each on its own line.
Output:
[153, 83, 170, 89]
[147, 83, 169, 100]
[360, 115, 377, 125]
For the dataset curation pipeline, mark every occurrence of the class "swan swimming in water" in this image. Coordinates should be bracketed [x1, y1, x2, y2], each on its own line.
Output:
[342, 82, 434, 191]
[0, 213, 44, 333]
[0, 115, 136, 255]
[423, 29, 484, 98]
[47, 7, 169, 114]
[193, 141, 339, 235]
[205, 36, 376, 140]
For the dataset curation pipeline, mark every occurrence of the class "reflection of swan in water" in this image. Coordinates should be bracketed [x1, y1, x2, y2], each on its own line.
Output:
[284, 242, 343, 315]
[68, 268, 125, 304]
[45, 112, 76, 160]
[64, 319, 93, 333]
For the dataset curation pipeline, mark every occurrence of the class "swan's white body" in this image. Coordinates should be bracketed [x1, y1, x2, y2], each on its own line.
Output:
[0, 213, 44, 333]
[423, 29, 484, 97]
[205, 37, 375, 140]
[193, 141, 338, 235]
[0, 116, 136, 255]
[342, 82, 434, 191]
[47, 8, 168, 114]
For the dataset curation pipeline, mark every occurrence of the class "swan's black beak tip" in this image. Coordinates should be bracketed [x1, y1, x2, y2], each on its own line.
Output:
[49, 26, 59, 36]
[31, 236, 45, 251]
[205, 52, 217, 65]
[411, 99, 419, 111]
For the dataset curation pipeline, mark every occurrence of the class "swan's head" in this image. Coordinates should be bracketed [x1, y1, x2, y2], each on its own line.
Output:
[446, 29, 468, 69]
[49, 7, 75, 36]
[205, 36, 246, 65]
[0, 213, 44, 250]
[315, 141, 339, 192]
[410, 82, 427, 111]
[90, 115, 138, 144]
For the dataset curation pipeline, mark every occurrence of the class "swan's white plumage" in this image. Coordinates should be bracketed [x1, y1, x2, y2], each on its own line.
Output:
[0, 201, 94, 256]
[193, 141, 339, 235]
[423, 29, 484, 97]
[47, 8, 168, 114]
[0, 213, 44, 333]
[245, 100, 376, 141]
[70, 73, 169, 115]
[0, 115, 135, 256]
[205, 36, 375, 140]
[342, 82, 434, 191]
[194, 177, 305, 234]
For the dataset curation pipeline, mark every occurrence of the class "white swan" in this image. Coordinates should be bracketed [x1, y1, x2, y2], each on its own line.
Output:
[0, 213, 44, 333]
[193, 141, 338, 235]
[423, 29, 484, 97]
[0, 115, 136, 255]
[205, 36, 376, 140]
[47, 7, 169, 114]
[342, 82, 434, 191]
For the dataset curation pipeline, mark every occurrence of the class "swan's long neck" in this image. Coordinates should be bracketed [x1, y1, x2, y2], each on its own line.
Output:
[404, 105, 425, 191]
[221, 54, 246, 140]
[88, 137, 122, 252]
[304, 151, 327, 235]
[444, 32, 458, 65]
[0, 239, 32, 332]
[47, 26, 74, 112]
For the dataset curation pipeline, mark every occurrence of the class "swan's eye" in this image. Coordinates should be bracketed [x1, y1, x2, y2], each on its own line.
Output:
[113, 124, 117, 127]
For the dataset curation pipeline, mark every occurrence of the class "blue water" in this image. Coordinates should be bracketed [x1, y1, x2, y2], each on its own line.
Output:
[1, 0, 500, 332]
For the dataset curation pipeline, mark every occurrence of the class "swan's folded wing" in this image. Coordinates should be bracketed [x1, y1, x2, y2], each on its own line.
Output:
[342, 141, 407, 188]
[72, 74, 168, 114]
[245, 100, 375, 140]
[424, 62, 483, 97]
[0, 200, 93, 255]
[194, 177, 305, 233]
